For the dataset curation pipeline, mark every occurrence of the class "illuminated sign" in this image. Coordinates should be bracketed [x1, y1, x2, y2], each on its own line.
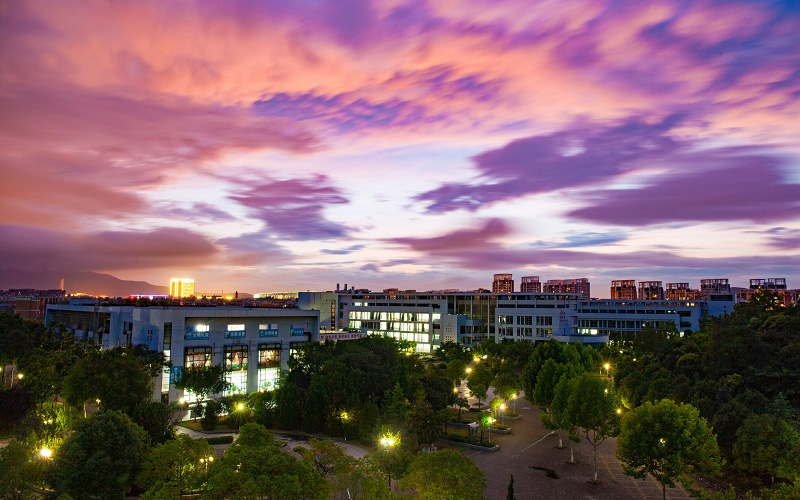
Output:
[185, 325, 209, 340]
[259, 323, 279, 337]
[226, 324, 246, 339]
[291, 328, 306, 336]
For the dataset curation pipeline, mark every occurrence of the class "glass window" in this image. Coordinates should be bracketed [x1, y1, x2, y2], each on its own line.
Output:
[258, 344, 281, 368]
[536, 316, 553, 326]
[224, 345, 248, 371]
[184, 347, 211, 368]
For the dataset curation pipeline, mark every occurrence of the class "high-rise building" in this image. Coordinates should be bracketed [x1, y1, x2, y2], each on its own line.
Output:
[520, 276, 541, 293]
[638, 281, 665, 300]
[666, 283, 702, 300]
[169, 278, 195, 298]
[610, 280, 637, 300]
[492, 274, 514, 293]
[749, 278, 787, 290]
[543, 278, 591, 299]
[700, 278, 730, 296]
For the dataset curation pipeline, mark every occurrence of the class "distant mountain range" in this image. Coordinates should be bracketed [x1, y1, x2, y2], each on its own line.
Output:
[0, 269, 167, 296]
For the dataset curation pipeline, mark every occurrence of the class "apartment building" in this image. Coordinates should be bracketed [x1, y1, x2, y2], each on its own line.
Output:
[610, 280, 637, 300]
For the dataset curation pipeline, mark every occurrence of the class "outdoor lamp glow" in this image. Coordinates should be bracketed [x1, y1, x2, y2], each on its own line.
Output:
[511, 393, 517, 399]
[237, 403, 244, 411]
[453, 387, 458, 393]
[17, 373, 23, 379]
[499, 403, 506, 411]
[39, 448, 52, 459]
[95, 398, 101, 404]
[179, 397, 186, 405]
[341, 411, 350, 421]
[473, 356, 480, 363]
[482, 355, 487, 360]
[604, 363, 610, 370]
[465, 367, 472, 374]
[208, 456, 214, 462]
[617, 408, 622, 414]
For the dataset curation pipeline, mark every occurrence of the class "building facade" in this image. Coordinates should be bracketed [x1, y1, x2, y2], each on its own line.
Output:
[543, 278, 591, 299]
[610, 280, 637, 300]
[492, 274, 514, 293]
[520, 276, 541, 293]
[169, 279, 195, 298]
[638, 281, 665, 300]
[45, 304, 319, 402]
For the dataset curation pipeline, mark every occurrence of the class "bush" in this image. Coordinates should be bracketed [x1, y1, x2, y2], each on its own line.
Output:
[201, 400, 222, 431]
[0, 386, 35, 432]
[443, 432, 494, 447]
[205, 435, 234, 445]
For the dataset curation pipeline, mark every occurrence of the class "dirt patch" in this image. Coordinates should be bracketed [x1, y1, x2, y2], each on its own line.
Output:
[529, 466, 560, 479]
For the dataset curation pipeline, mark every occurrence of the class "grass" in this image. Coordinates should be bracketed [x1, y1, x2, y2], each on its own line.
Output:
[178, 420, 238, 433]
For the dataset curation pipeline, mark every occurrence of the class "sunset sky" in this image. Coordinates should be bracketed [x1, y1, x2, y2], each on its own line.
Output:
[2, 0, 799, 295]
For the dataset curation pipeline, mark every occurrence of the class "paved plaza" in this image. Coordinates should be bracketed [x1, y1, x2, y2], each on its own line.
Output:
[447, 387, 691, 500]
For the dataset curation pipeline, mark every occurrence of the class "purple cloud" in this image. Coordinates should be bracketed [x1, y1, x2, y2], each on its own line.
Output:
[387, 218, 511, 251]
[228, 175, 350, 240]
[160, 203, 238, 222]
[415, 115, 682, 212]
[0, 224, 218, 273]
[569, 152, 800, 225]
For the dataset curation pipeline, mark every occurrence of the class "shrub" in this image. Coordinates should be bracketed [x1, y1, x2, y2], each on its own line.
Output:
[201, 400, 222, 431]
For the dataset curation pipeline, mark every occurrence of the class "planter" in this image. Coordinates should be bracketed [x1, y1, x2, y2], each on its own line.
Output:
[439, 438, 500, 452]
[491, 427, 512, 434]
[504, 414, 522, 421]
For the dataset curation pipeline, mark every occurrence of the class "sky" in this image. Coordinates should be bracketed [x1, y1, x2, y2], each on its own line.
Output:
[1, 0, 799, 296]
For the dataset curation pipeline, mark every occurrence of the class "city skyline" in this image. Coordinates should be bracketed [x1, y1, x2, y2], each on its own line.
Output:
[2, 0, 800, 294]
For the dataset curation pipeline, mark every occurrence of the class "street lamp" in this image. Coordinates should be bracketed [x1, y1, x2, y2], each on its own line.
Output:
[486, 416, 496, 444]
[39, 447, 52, 459]
[616, 408, 622, 415]
[179, 397, 186, 405]
[237, 403, 245, 411]
[465, 367, 472, 374]
[379, 434, 397, 488]
[499, 403, 506, 425]
[340, 411, 350, 440]
[453, 387, 458, 393]
[603, 363, 611, 377]
[473, 356, 480, 363]
[17, 373, 24, 380]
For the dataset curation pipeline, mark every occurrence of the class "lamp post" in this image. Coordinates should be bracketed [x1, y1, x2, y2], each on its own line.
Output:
[379, 435, 396, 488]
[486, 416, 495, 444]
[498, 403, 506, 426]
[603, 363, 611, 378]
[511, 393, 517, 415]
[340, 411, 350, 440]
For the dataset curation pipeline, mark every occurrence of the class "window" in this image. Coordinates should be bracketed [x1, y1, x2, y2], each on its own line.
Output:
[498, 315, 513, 324]
[536, 316, 553, 326]
[535, 327, 553, 337]
[184, 347, 211, 368]
[258, 344, 281, 368]
[517, 316, 533, 325]
[224, 345, 248, 371]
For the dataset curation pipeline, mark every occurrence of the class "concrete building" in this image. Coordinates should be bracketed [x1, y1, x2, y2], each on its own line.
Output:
[749, 278, 787, 290]
[169, 278, 195, 298]
[492, 274, 514, 293]
[610, 280, 637, 300]
[520, 276, 541, 293]
[543, 278, 591, 299]
[638, 281, 665, 300]
[45, 304, 319, 402]
[701, 278, 731, 296]
[665, 283, 702, 300]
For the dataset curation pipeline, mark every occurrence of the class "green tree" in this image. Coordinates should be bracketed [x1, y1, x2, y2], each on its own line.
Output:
[401, 449, 486, 500]
[206, 423, 329, 500]
[467, 364, 493, 408]
[548, 375, 580, 463]
[506, 474, 515, 500]
[296, 438, 347, 477]
[407, 390, 445, 449]
[54, 410, 149, 500]
[445, 359, 467, 387]
[174, 365, 230, 419]
[566, 373, 619, 483]
[327, 456, 393, 500]
[492, 370, 521, 402]
[0, 440, 38, 500]
[136, 434, 214, 497]
[62, 354, 98, 418]
[534, 360, 576, 448]
[522, 340, 580, 398]
[384, 383, 408, 428]
[132, 401, 177, 445]
[733, 413, 800, 486]
[617, 400, 723, 500]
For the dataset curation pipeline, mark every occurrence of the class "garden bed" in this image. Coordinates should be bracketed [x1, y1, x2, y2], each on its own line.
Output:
[439, 433, 500, 452]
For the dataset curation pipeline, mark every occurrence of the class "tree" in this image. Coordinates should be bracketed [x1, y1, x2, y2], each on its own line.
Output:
[466, 364, 493, 408]
[136, 434, 214, 497]
[174, 365, 230, 418]
[0, 440, 38, 500]
[401, 449, 486, 500]
[506, 474, 516, 500]
[327, 456, 393, 500]
[445, 359, 467, 387]
[384, 383, 408, 428]
[206, 423, 329, 500]
[566, 373, 619, 483]
[454, 396, 470, 422]
[733, 413, 800, 486]
[534, 359, 575, 448]
[62, 355, 97, 418]
[54, 410, 149, 500]
[617, 400, 723, 500]
[548, 375, 580, 463]
[133, 401, 177, 445]
[407, 390, 445, 449]
[296, 438, 348, 477]
[492, 370, 521, 402]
